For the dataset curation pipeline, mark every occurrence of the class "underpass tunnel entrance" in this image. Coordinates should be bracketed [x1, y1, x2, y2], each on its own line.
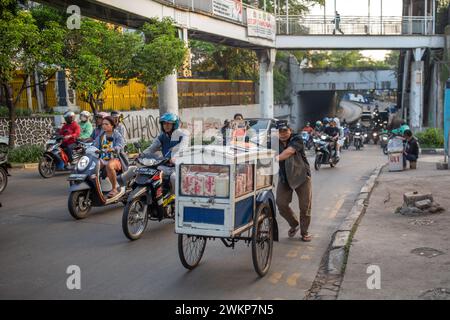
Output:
[297, 91, 337, 126]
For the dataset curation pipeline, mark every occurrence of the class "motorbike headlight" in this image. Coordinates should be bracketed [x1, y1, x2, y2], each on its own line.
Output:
[77, 156, 90, 171]
[382, 136, 388, 141]
[373, 133, 378, 136]
[355, 132, 361, 136]
[364, 134, 368, 137]
[321, 135, 327, 140]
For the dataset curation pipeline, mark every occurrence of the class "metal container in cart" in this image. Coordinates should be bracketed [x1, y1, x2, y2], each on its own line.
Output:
[175, 144, 279, 277]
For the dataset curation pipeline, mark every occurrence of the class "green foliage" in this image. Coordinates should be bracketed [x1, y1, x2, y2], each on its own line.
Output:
[8, 144, 44, 163]
[126, 139, 152, 154]
[415, 128, 445, 148]
[190, 40, 258, 80]
[243, 0, 325, 15]
[0, 106, 32, 117]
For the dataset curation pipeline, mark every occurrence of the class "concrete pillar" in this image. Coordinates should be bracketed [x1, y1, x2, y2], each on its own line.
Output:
[157, 72, 178, 116]
[409, 48, 425, 132]
[257, 49, 276, 119]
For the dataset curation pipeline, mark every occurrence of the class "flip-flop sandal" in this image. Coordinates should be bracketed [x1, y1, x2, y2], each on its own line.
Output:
[288, 225, 300, 238]
[301, 234, 312, 242]
[107, 189, 119, 198]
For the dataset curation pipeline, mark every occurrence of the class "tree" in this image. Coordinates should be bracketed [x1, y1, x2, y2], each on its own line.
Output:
[65, 17, 186, 113]
[0, 1, 66, 147]
[244, 0, 325, 15]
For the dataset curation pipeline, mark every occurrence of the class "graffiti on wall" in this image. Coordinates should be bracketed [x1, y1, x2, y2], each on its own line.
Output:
[121, 110, 161, 142]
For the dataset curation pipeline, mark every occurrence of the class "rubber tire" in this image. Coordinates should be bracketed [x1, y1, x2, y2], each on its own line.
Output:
[38, 155, 56, 178]
[251, 202, 274, 277]
[178, 234, 207, 270]
[383, 146, 388, 155]
[0, 167, 7, 194]
[68, 190, 91, 220]
[314, 155, 322, 171]
[122, 198, 148, 241]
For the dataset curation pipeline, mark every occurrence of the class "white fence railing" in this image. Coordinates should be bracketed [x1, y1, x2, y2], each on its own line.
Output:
[276, 15, 435, 35]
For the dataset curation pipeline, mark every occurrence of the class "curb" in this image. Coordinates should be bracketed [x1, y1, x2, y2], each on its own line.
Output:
[11, 163, 38, 169]
[306, 163, 385, 300]
[421, 148, 445, 155]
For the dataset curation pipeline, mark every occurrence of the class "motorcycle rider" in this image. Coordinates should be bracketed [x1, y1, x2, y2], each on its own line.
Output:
[111, 111, 126, 139]
[90, 111, 108, 141]
[324, 118, 340, 159]
[59, 111, 80, 163]
[94, 116, 126, 198]
[333, 117, 345, 154]
[140, 112, 190, 194]
[302, 122, 314, 134]
[79, 111, 93, 141]
[314, 120, 323, 134]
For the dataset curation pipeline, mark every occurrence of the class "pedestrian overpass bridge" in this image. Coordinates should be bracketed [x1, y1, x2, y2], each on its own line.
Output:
[39, 0, 446, 131]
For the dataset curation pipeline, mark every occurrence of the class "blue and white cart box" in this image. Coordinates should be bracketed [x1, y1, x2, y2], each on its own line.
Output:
[175, 144, 275, 238]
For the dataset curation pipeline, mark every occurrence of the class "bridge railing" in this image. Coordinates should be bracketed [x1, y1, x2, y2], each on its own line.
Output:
[276, 15, 435, 35]
[157, 0, 264, 26]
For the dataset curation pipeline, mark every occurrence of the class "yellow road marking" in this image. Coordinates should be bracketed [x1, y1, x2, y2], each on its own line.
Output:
[286, 249, 299, 258]
[286, 273, 301, 287]
[328, 198, 345, 219]
[268, 271, 284, 284]
[300, 255, 311, 260]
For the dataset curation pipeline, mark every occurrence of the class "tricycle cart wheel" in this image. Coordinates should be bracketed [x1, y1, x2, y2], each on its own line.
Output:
[252, 202, 274, 277]
[178, 234, 207, 270]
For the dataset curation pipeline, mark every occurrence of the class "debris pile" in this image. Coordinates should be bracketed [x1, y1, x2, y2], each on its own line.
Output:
[395, 191, 445, 216]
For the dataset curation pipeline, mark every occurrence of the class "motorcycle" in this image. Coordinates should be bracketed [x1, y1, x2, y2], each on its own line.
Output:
[122, 157, 175, 240]
[372, 131, 379, 145]
[313, 134, 339, 170]
[67, 144, 137, 219]
[301, 131, 313, 150]
[353, 131, 363, 150]
[343, 131, 350, 150]
[38, 134, 91, 178]
[380, 133, 389, 154]
[0, 144, 11, 194]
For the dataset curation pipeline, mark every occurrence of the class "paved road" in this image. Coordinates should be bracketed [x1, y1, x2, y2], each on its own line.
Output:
[0, 145, 386, 299]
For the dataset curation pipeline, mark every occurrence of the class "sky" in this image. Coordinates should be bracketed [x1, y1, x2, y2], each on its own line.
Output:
[308, 0, 404, 60]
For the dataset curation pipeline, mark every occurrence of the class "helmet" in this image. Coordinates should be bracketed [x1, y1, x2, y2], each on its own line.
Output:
[333, 117, 340, 127]
[356, 122, 361, 128]
[322, 117, 330, 125]
[159, 112, 180, 130]
[64, 111, 75, 123]
[95, 112, 108, 119]
[315, 120, 322, 127]
[111, 110, 121, 118]
[80, 111, 91, 118]
[306, 122, 310, 126]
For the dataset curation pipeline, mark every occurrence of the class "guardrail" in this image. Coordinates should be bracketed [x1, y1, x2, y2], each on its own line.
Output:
[276, 15, 435, 35]
[157, 0, 264, 26]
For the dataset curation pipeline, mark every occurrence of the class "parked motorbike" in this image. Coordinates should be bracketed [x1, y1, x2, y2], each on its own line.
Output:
[313, 134, 339, 170]
[353, 131, 363, 150]
[67, 144, 136, 219]
[0, 144, 11, 194]
[122, 157, 175, 240]
[301, 131, 313, 150]
[38, 134, 91, 178]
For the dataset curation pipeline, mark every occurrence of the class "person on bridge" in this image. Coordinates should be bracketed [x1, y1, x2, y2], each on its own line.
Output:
[332, 11, 344, 35]
[275, 121, 312, 242]
[141, 112, 189, 194]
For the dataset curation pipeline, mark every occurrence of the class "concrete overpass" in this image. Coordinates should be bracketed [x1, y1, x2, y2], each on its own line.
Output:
[294, 68, 397, 92]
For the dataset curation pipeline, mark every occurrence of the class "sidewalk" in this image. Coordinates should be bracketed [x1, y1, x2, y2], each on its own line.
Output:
[339, 155, 450, 300]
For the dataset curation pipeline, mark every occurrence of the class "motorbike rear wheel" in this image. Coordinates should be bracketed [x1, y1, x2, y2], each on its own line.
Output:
[122, 198, 148, 241]
[178, 234, 207, 270]
[0, 167, 8, 194]
[38, 155, 56, 178]
[68, 190, 91, 219]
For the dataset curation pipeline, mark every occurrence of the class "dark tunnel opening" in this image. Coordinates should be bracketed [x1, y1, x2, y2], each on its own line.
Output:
[297, 91, 338, 125]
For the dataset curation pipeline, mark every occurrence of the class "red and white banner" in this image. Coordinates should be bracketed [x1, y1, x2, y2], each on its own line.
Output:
[246, 8, 276, 40]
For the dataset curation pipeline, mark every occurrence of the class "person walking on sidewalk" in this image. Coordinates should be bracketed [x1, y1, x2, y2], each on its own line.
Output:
[403, 129, 419, 169]
[275, 121, 313, 242]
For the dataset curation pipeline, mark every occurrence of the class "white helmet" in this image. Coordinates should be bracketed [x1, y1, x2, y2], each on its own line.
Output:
[333, 117, 340, 128]
[80, 111, 91, 118]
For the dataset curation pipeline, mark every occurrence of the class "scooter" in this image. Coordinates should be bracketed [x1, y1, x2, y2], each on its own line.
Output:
[67, 144, 136, 219]
[353, 131, 363, 150]
[372, 131, 379, 145]
[0, 145, 11, 194]
[122, 157, 175, 240]
[380, 133, 389, 154]
[38, 134, 91, 178]
[301, 131, 313, 150]
[313, 134, 339, 171]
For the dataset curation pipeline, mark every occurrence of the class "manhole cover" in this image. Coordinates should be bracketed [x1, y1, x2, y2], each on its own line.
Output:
[410, 219, 435, 226]
[419, 288, 450, 300]
[411, 247, 445, 258]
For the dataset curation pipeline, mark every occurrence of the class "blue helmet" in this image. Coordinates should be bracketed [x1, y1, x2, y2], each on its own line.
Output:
[322, 117, 330, 125]
[159, 112, 180, 131]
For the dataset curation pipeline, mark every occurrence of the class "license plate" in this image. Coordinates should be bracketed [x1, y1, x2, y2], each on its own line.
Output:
[68, 174, 87, 181]
[47, 139, 56, 144]
[136, 168, 157, 175]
